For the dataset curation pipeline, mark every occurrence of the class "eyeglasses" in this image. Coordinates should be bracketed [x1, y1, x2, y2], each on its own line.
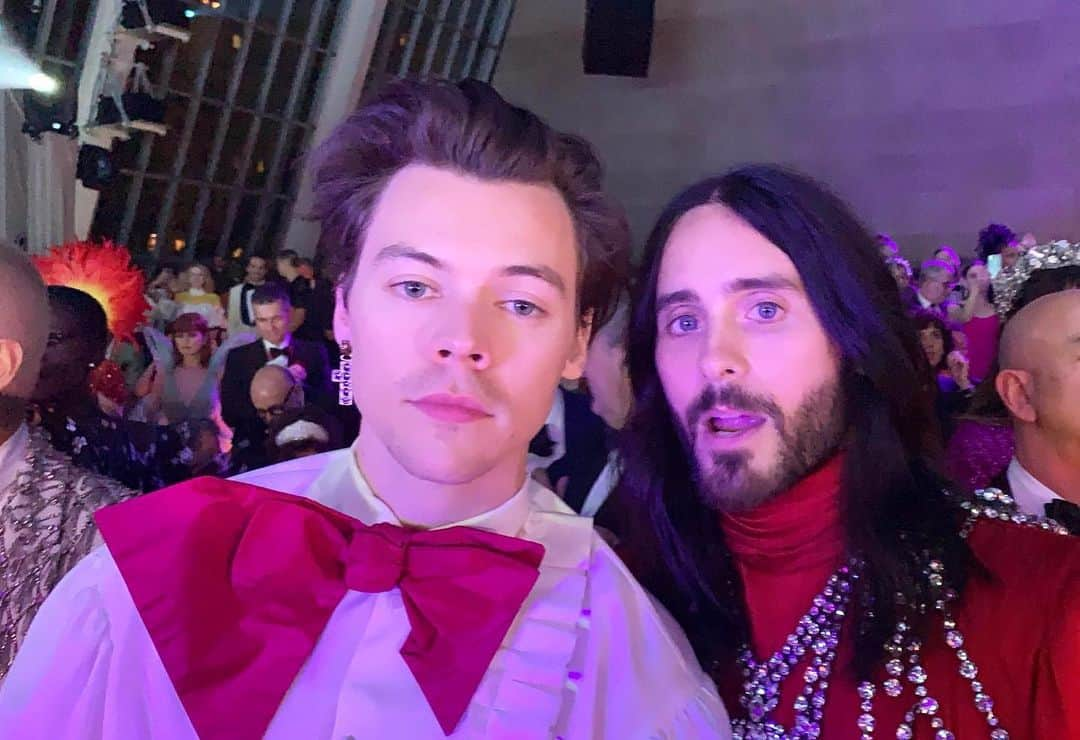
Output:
[255, 384, 299, 421]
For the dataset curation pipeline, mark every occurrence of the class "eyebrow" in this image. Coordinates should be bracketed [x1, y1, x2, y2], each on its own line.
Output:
[374, 243, 566, 294]
[374, 244, 445, 269]
[501, 264, 566, 294]
[656, 273, 801, 313]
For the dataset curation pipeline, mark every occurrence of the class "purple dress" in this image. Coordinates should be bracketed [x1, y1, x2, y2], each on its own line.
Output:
[944, 418, 1014, 491]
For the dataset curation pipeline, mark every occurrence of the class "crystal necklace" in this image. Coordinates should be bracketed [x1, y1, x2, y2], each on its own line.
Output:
[732, 557, 863, 739]
[730, 488, 1068, 740]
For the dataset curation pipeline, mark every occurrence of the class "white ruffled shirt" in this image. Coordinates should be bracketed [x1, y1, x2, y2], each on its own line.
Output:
[0, 447, 731, 739]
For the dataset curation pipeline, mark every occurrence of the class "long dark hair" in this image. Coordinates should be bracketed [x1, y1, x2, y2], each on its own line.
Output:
[910, 310, 954, 374]
[618, 165, 975, 678]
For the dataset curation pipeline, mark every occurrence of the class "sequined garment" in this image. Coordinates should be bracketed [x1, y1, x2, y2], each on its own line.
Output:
[0, 430, 136, 678]
[944, 420, 1014, 492]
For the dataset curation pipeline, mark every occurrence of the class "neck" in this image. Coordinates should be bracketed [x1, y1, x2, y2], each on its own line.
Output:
[354, 423, 527, 529]
[720, 455, 846, 570]
[719, 455, 847, 658]
[918, 288, 936, 305]
[181, 354, 203, 368]
[972, 291, 995, 315]
[1015, 428, 1080, 504]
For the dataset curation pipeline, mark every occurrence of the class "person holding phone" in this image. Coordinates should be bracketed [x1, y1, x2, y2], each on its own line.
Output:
[953, 261, 1000, 383]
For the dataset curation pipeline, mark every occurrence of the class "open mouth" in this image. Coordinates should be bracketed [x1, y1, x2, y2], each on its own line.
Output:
[704, 412, 767, 437]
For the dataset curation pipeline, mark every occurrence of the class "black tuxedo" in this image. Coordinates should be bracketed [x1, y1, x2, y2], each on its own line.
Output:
[220, 338, 333, 469]
[542, 388, 613, 515]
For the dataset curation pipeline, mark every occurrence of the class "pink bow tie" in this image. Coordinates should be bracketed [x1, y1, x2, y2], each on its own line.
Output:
[95, 477, 545, 738]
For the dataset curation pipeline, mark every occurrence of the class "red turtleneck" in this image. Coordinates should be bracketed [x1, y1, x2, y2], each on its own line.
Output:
[720, 455, 863, 734]
[717, 454, 1080, 738]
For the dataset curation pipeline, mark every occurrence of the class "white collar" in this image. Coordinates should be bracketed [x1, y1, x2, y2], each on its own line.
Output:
[310, 440, 534, 537]
[917, 291, 933, 309]
[0, 423, 30, 494]
[262, 337, 292, 351]
[1006, 457, 1064, 516]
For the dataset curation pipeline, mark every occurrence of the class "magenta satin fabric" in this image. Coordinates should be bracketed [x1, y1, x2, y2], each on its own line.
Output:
[94, 477, 545, 738]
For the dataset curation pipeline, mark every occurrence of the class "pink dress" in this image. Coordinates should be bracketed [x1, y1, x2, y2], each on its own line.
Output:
[962, 314, 1000, 383]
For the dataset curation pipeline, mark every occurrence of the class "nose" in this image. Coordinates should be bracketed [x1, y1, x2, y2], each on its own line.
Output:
[699, 322, 749, 382]
[430, 304, 492, 371]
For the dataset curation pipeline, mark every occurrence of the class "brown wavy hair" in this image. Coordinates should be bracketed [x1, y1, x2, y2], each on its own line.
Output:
[166, 312, 211, 368]
[308, 78, 630, 332]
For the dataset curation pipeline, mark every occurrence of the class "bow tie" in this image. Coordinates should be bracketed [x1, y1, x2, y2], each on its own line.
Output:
[267, 346, 289, 360]
[1045, 499, 1080, 535]
[529, 425, 556, 458]
[94, 478, 544, 738]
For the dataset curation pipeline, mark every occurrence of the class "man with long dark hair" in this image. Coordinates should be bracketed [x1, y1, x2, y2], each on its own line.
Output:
[620, 165, 1078, 738]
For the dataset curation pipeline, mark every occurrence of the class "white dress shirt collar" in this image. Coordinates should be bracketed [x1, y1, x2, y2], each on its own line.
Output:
[313, 440, 534, 538]
[917, 291, 933, 309]
[1006, 456, 1063, 517]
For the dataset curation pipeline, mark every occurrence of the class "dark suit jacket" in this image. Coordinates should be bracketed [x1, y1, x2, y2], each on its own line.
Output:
[545, 388, 613, 515]
[220, 338, 333, 449]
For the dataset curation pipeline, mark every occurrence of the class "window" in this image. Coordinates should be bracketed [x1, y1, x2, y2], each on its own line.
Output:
[362, 0, 517, 94]
[91, 0, 345, 266]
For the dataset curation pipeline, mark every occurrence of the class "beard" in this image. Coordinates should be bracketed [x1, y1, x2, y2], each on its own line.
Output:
[681, 379, 847, 513]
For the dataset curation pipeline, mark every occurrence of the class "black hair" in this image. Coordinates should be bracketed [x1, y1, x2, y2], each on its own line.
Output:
[251, 282, 291, 308]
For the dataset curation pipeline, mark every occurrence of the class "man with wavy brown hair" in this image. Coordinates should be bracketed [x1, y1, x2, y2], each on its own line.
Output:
[0, 81, 729, 739]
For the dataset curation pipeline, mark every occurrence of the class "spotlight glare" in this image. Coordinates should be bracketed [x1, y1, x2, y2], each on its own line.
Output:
[28, 72, 59, 94]
[184, 9, 196, 19]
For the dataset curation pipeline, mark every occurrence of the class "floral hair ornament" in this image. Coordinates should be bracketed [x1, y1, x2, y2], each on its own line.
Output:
[33, 240, 149, 342]
[991, 239, 1080, 318]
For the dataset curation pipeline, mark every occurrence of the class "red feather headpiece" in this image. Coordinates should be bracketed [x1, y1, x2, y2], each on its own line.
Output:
[33, 240, 149, 342]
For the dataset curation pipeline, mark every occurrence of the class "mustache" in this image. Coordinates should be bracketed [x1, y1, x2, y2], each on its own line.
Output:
[685, 384, 784, 432]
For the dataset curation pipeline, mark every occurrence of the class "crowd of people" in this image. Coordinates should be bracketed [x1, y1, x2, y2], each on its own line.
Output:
[7, 245, 355, 495]
[0, 77, 1075, 739]
[881, 228, 1080, 503]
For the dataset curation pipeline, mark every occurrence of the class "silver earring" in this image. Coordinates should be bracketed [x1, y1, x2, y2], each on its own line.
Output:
[331, 341, 353, 406]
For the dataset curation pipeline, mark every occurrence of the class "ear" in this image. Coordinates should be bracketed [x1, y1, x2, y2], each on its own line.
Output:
[0, 339, 25, 393]
[995, 368, 1037, 423]
[332, 285, 351, 346]
[561, 311, 593, 382]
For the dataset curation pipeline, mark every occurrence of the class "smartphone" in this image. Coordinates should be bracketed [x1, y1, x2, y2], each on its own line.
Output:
[987, 253, 1003, 277]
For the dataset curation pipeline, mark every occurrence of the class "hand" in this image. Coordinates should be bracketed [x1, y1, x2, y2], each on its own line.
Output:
[947, 350, 972, 391]
[286, 363, 307, 383]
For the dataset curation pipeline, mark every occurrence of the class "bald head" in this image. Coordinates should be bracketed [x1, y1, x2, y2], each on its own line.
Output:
[250, 365, 304, 418]
[996, 290, 1080, 439]
[0, 243, 48, 399]
[999, 289, 1080, 372]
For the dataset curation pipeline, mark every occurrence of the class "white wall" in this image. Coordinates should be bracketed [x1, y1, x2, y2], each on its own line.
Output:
[495, 0, 1080, 260]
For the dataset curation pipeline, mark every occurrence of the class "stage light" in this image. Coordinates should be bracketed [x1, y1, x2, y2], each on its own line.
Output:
[27, 72, 59, 94]
[184, 9, 196, 19]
